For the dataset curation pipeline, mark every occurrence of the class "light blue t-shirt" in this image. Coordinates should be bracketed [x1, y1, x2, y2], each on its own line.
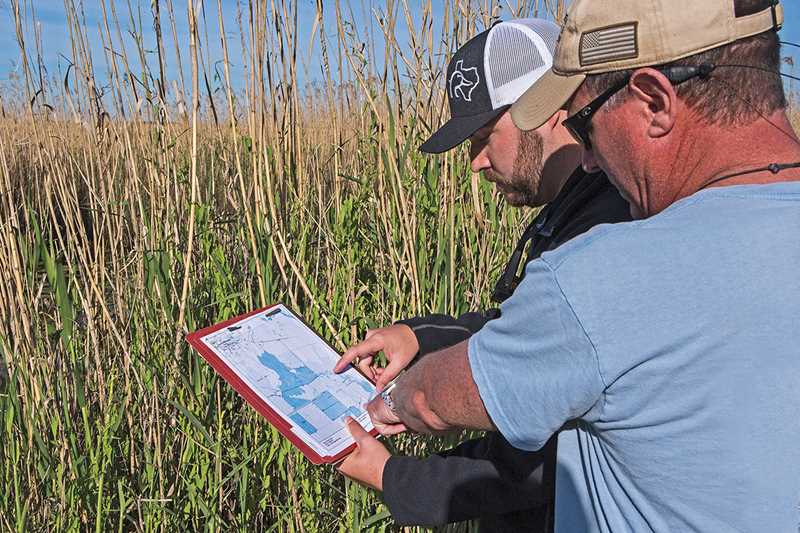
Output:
[468, 182, 800, 533]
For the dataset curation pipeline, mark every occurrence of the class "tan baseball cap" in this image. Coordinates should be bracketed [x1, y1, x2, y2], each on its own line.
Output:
[512, 0, 784, 131]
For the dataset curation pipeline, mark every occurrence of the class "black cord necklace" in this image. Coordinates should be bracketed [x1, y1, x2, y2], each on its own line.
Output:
[699, 161, 800, 190]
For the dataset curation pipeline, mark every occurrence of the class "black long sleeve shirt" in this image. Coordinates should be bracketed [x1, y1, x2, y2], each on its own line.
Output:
[385, 169, 632, 531]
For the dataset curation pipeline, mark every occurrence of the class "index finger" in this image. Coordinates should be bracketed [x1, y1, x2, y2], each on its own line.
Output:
[333, 335, 383, 373]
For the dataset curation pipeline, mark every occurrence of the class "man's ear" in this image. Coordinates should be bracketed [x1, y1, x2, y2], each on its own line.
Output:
[628, 68, 677, 139]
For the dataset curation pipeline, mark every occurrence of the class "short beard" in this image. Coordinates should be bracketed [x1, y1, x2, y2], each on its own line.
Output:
[494, 129, 545, 207]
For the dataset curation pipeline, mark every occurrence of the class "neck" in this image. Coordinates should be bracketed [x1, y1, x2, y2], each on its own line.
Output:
[535, 142, 582, 205]
[646, 111, 800, 215]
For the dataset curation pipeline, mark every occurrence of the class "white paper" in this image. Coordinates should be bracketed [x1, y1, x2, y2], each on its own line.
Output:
[200, 304, 375, 458]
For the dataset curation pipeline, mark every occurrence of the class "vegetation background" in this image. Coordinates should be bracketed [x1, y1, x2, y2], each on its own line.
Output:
[0, 0, 796, 531]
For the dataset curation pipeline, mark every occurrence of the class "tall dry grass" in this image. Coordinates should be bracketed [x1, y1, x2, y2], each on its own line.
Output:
[0, 0, 566, 531]
[2, 1, 796, 531]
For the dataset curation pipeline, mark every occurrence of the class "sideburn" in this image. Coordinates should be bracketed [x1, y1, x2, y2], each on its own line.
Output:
[512, 129, 545, 205]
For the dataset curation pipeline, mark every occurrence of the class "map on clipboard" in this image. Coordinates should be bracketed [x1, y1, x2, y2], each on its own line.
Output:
[187, 304, 377, 464]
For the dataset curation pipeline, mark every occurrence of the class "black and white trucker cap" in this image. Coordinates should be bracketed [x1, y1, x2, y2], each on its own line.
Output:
[420, 19, 561, 154]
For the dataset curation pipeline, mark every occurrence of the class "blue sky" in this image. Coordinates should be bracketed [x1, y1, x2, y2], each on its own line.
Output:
[0, 0, 438, 97]
[0, 1, 798, 100]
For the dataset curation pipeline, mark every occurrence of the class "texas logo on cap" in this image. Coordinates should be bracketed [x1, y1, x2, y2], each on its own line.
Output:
[449, 60, 482, 102]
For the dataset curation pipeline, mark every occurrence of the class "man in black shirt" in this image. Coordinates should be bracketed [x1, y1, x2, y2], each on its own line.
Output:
[336, 18, 631, 531]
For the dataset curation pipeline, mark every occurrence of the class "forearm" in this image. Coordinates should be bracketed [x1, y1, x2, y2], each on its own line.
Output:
[392, 340, 495, 434]
[398, 309, 500, 356]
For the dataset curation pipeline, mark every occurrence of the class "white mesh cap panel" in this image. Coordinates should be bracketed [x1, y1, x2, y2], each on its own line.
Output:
[489, 26, 547, 88]
[485, 19, 561, 109]
[528, 19, 561, 57]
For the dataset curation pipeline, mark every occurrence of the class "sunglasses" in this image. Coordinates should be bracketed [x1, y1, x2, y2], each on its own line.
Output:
[563, 64, 715, 149]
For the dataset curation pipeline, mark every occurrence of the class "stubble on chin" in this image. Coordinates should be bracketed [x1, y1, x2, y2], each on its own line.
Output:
[484, 170, 528, 206]
[500, 188, 529, 207]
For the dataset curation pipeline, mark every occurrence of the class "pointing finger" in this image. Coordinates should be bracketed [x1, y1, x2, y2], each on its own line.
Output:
[334, 347, 361, 373]
[334, 337, 381, 373]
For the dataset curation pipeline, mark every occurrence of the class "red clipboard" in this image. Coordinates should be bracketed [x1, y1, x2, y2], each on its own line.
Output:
[186, 303, 378, 465]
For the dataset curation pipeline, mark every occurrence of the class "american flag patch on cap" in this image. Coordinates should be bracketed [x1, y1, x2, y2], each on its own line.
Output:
[580, 23, 638, 66]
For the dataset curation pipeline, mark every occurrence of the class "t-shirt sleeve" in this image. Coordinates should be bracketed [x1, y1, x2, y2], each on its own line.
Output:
[468, 258, 606, 451]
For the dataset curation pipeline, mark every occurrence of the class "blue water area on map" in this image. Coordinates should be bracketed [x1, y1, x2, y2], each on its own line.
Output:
[290, 413, 317, 434]
[313, 391, 348, 421]
[258, 349, 366, 429]
[258, 351, 316, 409]
[358, 381, 373, 394]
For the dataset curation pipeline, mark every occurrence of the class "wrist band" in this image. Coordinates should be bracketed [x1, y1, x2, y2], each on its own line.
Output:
[379, 371, 404, 413]
[380, 387, 396, 413]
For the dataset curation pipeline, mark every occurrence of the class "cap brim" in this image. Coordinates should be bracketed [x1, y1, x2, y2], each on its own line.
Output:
[419, 106, 510, 154]
[510, 69, 586, 131]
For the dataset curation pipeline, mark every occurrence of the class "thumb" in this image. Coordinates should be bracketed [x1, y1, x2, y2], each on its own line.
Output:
[375, 360, 404, 392]
[344, 417, 369, 444]
[374, 374, 391, 394]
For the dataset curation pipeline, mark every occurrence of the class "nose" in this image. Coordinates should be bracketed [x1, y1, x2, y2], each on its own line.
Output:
[470, 142, 490, 173]
[581, 146, 601, 174]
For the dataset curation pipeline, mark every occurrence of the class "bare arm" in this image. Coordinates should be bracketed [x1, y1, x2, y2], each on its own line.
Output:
[391, 340, 496, 434]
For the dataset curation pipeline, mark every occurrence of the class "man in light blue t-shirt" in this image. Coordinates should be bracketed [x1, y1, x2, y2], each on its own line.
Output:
[358, 0, 800, 531]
